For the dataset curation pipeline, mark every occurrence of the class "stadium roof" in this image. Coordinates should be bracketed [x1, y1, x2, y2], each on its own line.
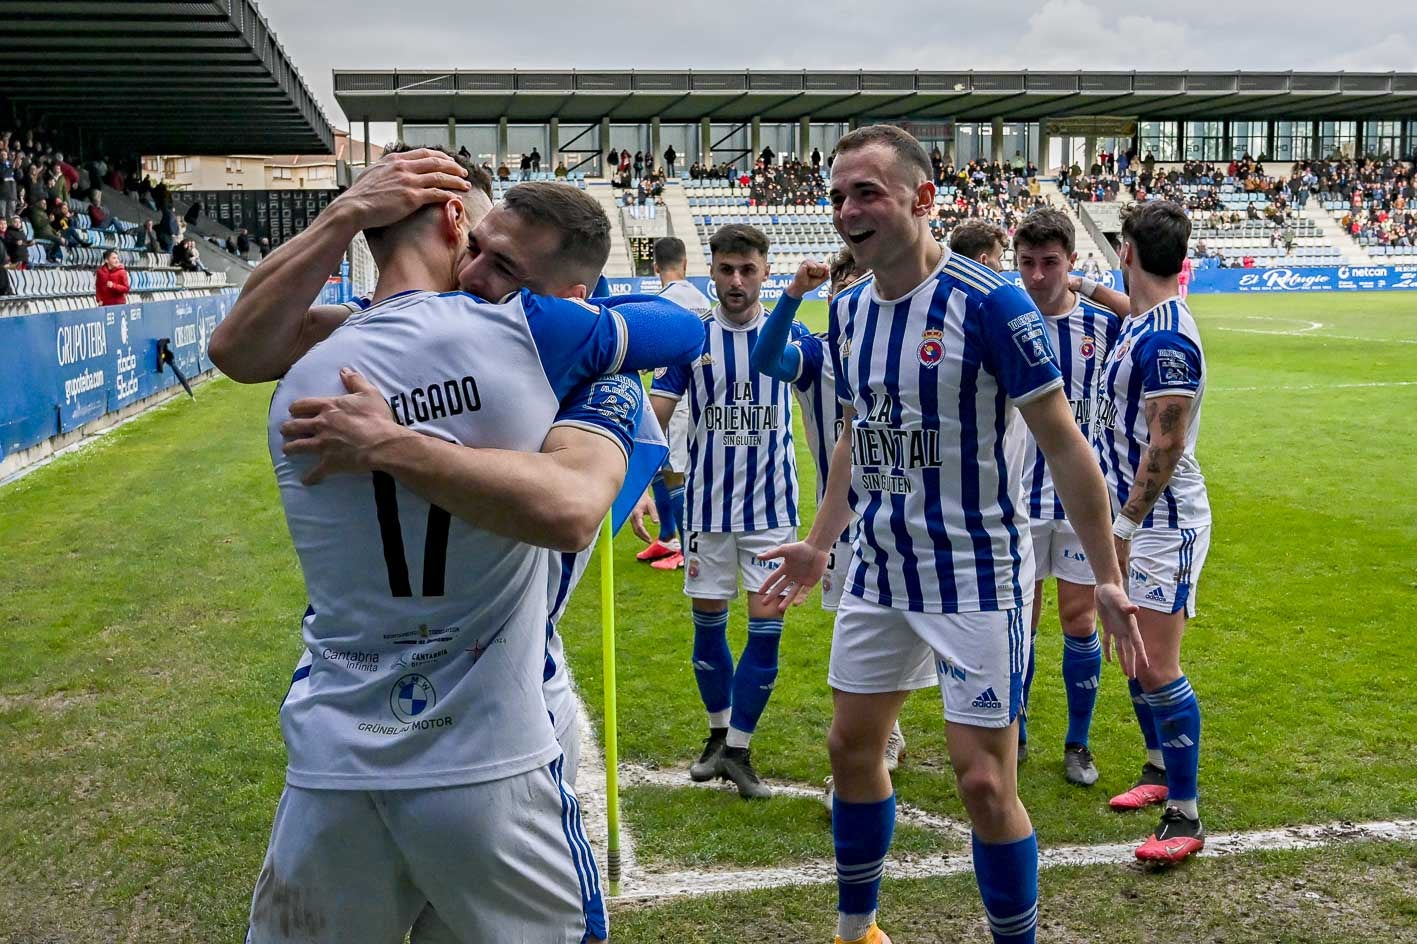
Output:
[335, 69, 1417, 125]
[3, 0, 333, 154]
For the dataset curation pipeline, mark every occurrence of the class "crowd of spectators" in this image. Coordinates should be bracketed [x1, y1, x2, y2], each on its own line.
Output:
[747, 155, 827, 208]
[1310, 156, 1417, 248]
[926, 159, 1048, 244]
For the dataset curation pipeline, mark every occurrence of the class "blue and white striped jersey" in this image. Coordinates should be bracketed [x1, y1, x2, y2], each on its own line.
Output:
[1021, 296, 1122, 520]
[270, 289, 632, 791]
[651, 305, 818, 533]
[1094, 296, 1210, 529]
[830, 250, 1064, 614]
[793, 334, 843, 503]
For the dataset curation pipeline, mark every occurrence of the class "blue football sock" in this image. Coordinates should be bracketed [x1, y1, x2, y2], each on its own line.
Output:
[1061, 632, 1102, 747]
[973, 832, 1039, 944]
[1145, 676, 1201, 804]
[691, 609, 732, 715]
[1128, 677, 1161, 755]
[651, 475, 676, 542]
[834, 794, 896, 925]
[1018, 628, 1037, 746]
[728, 618, 782, 739]
[669, 485, 686, 547]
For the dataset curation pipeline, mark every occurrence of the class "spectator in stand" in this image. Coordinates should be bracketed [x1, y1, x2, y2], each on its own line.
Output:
[5, 215, 31, 268]
[258, 237, 271, 259]
[664, 145, 677, 177]
[183, 200, 204, 227]
[0, 247, 10, 296]
[760, 144, 775, 166]
[812, 146, 823, 173]
[51, 202, 89, 251]
[0, 147, 16, 219]
[139, 219, 161, 255]
[157, 200, 180, 252]
[529, 147, 541, 173]
[519, 152, 532, 181]
[87, 190, 123, 232]
[554, 160, 568, 179]
[27, 198, 63, 260]
[55, 152, 79, 190]
[95, 248, 130, 306]
[496, 161, 511, 181]
[634, 151, 644, 178]
[236, 227, 252, 258]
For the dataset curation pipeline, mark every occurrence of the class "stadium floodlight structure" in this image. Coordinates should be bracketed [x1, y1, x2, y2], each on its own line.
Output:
[2, 0, 333, 155]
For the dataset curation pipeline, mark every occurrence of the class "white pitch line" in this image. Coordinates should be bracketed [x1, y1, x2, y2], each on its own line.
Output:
[615, 819, 1417, 902]
[1212, 380, 1417, 393]
[621, 762, 972, 838]
[572, 694, 1417, 903]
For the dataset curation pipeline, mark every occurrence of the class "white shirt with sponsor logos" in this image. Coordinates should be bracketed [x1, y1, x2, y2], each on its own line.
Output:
[1094, 295, 1210, 529]
[270, 288, 629, 790]
[1021, 296, 1122, 520]
[829, 250, 1063, 614]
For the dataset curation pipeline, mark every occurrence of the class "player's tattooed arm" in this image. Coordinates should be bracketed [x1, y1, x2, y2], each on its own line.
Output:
[1119, 397, 1189, 524]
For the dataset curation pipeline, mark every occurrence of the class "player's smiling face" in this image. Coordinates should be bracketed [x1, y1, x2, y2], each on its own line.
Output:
[1015, 241, 1077, 312]
[829, 144, 932, 271]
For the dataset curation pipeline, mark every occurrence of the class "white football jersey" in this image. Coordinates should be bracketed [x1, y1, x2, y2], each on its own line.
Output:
[1094, 296, 1210, 529]
[270, 289, 630, 790]
[658, 278, 714, 316]
[1020, 296, 1122, 520]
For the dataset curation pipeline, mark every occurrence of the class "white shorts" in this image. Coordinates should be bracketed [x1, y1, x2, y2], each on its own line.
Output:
[828, 592, 1029, 729]
[683, 526, 795, 600]
[666, 398, 691, 474]
[246, 765, 604, 944]
[1030, 518, 1096, 586]
[820, 539, 852, 611]
[1128, 525, 1211, 618]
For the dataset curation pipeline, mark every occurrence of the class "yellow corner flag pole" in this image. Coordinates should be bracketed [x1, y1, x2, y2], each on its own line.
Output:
[598, 514, 622, 897]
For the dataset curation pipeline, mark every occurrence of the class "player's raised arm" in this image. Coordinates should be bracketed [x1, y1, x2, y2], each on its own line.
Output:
[749, 259, 830, 382]
[210, 149, 471, 383]
[522, 290, 704, 387]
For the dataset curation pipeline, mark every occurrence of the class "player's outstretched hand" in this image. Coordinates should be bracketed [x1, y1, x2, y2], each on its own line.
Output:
[755, 541, 829, 613]
[629, 490, 659, 544]
[335, 148, 470, 231]
[787, 259, 831, 300]
[1095, 581, 1146, 678]
[281, 368, 405, 485]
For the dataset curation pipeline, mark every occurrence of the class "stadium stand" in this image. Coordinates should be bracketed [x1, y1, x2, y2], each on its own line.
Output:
[1311, 157, 1417, 257]
[1, 127, 230, 315]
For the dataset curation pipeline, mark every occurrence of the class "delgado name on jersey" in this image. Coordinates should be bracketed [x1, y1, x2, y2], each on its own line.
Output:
[270, 289, 632, 791]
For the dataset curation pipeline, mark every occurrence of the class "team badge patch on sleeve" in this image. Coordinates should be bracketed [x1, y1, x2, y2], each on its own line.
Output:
[1008, 312, 1052, 367]
[1156, 349, 1192, 386]
[917, 329, 945, 368]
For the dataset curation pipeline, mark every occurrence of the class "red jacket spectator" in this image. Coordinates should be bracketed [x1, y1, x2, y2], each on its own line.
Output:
[95, 254, 130, 306]
[57, 156, 79, 189]
[89, 201, 110, 227]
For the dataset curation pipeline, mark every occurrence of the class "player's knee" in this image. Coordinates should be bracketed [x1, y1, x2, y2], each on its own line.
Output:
[955, 762, 1012, 818]
[1135, 662, 1183, 693]
[827, 724, 881, 773]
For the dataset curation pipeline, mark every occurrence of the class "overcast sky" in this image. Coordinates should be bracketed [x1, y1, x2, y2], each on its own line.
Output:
[257, 0, 1415, 141]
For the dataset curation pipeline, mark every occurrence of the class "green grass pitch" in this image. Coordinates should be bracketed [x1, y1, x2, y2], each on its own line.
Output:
[2, 292, 1415, 942]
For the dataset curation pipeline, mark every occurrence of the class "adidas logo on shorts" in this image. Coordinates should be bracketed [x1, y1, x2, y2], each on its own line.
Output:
[1144, 586, 1168, 603]
[971, 687, 1003, 710]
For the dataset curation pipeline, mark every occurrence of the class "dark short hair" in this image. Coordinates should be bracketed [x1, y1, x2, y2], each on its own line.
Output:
[949, 221, 1008, 260]
[502, 181, 612, 285]
[709, 223, 770, 259]
[364, 144, 492, 252]
[102, 248, 119, 261]
[1012, 207, 1075, 256]
[653, 236, 687, 269]
[1121, 200, 1191, 277]
[831, 124, 932, 186]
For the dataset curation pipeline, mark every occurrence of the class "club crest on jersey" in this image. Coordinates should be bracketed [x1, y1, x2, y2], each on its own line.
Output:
[653, 367, 669, 379]
[1080, 335, 1096, 358]
[839, 336, 851, 360]
[696, 353, 714, 367]
[687, 559, 700, 579]
[917, 329, 945, 368]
